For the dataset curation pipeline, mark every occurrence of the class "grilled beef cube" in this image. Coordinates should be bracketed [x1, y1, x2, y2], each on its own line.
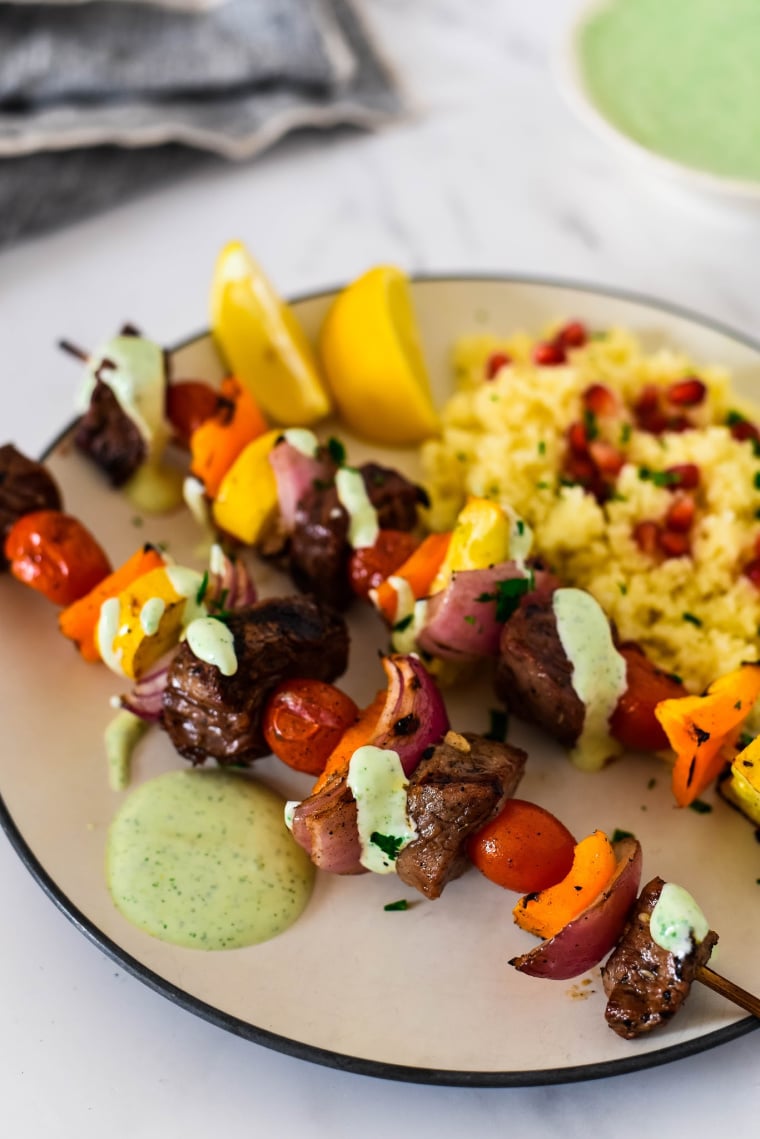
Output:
[396, 731, 526, 899]
[162, 597, 349, 766]
[602, 877, 718, 1039]
[0, 444, 62, 569]
[75, 378, 146, 487]
[359, 462, 429, 531]
[494, 595, 584, 747]
[289, 462, 427, 610]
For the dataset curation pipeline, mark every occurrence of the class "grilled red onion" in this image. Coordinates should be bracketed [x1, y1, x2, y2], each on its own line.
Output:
[369, 653, 449, 775]
[416, 562, 557, 661]
[268, 436, 334, 532]
[207, 546, 257, 609]
[289, 779, 364, 875]
[119, 648, 178, 722]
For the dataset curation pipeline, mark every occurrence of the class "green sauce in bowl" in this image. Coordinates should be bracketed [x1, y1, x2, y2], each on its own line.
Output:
[579, 0, 760, 182]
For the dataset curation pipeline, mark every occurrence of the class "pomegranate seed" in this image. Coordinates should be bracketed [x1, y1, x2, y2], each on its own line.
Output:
[636, 410, 670, 435]
[665, 414, 691, 433]
[567, 420, 589, 456]
[667, 376, 707, 407]
[589, 440, 625, 476]
[634, 384, 660, 415]
[665, 496, 695, 532]
[658, 530, 691, 558]
[564, 453, 597, 483]
[730, 419, 760, 444]
[665, 463, 700, 490]
[633, 520, 661, 558]
[743, 557, 760, 589]
[485, 351, 511, 380]
[557, 321, 587, 349]
[582, 383, 618, 418]
[533, 341, 566, 366]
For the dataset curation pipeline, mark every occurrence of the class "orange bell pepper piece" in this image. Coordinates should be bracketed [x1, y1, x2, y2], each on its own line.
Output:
[512, 830, 617, 940]
[371, 531, 452, 624]
[189, 375, 268, 498]
[58, 543, 166, 661]
[311, 688, 387, 794]
[655, 662, 760, 807]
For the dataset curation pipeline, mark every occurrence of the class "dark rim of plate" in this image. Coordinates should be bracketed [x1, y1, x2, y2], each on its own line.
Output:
[1, 272, 758, 1088]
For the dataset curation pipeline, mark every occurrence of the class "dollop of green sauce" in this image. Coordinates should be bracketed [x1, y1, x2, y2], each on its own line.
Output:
[106, 770, 315, 950]
[580, 0, 760, 181]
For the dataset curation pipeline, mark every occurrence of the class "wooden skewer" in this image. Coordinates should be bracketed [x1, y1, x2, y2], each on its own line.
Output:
[697, 965, 760, 1019]
[58, 339, 89, 362]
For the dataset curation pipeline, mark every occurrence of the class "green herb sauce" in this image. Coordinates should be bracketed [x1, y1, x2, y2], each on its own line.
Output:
[106, 770, 315, 949]
[580, 0, 760, 181]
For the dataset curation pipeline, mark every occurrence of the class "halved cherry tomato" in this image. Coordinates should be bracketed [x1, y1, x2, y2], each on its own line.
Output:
[467, 799, 576, 893]
[609, 643, 687, 752]
[348, 530, 419, 600]
[5, 510, 111, 606]
[263, 679, 360, 775]
[166, 380, 219, 447]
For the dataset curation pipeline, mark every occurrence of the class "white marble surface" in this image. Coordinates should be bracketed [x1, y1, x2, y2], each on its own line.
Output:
[2, 0, 759, 1134]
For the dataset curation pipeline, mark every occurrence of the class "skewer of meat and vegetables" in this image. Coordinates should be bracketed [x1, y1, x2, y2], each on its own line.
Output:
[2, 253, 759, 1082]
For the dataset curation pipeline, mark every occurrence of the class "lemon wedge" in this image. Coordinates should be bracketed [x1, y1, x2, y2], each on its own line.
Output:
[319, 266, 439, 446]
[210, 241, 331, 426]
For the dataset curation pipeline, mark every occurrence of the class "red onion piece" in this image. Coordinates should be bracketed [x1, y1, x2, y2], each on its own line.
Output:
[207, 547, 257, 610]
[119, 648, 178, 722]
[268, 438, 333, 532]
[510, 838, 643, 981]
[369, 654, 450, 775]
[417, 562, 557, 662]
[289, 778, 365, 875]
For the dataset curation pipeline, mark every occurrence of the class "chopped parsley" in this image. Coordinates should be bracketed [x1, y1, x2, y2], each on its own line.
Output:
[131, 515, 144, 528]
[485, 708, 509, 743]
[195, 571, 209, 606]
[327, 436, 346, 466]
[209, 587, 229, 614]
[611, 828, 635, 844]
[537, 440, 546, 456]
[516, 519, 525, 535]
[590, 330, 608, 341]
[384, 899, 409, 912]
[682, 612, 702, 627]
[463, 614, 477, 626]
[739, 732, 755, 749]
[370, 832, 404, 861]
[477, 575, 534, 622]
[583, 409, 599, 441]
[536, 480, 550, 490]
[754, 471, 760, 491]
[619, 422, 632, 445]
[727, 409, 747, 427]
[638, 467, 679, 487]
[393, 614, 414, 633]
[689, 799, 713, 815]
[618, 582, 628, 595]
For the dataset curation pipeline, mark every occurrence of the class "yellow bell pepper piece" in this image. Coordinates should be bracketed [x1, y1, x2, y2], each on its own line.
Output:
[430, 496, 512, 594]
[720, 735, 760, 825]
[655, 663, 760, 807]
[96, 565, 206, 680]
[212, 428, 281, 545]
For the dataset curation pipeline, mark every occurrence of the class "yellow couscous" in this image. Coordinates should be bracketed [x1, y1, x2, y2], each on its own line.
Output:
[422, 325, 760, 699]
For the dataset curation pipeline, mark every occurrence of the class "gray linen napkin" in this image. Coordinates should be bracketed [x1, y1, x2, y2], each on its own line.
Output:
[0, 0, 402, 245]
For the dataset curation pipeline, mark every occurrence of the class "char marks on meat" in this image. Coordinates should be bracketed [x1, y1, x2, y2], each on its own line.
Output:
[75, 378, 146, 486]
[289, 461, 427, 610]
[0, 444, 62, 569]
[161, 596, 349, 765]
[396, 730, 527, 899]
[495, 594, 584, 747]
[602, 876, 718, 1039]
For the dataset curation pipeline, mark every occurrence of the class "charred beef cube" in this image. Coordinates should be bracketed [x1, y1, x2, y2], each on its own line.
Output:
[0, 444, 62, 569]
[602, 877, 718, 1039]
[289, 462, 428, 610]
[75, 378, 146, 487]
[360, 462, 429, 531]
[396, 731, 527, 899]
[161, 597, 349, 766]
[494, 594, 585, 747]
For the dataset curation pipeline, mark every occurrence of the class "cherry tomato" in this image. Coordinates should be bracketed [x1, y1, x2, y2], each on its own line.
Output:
[348, 530, 419, 600]
[166, 380, 219, 447]
[4, 510, 112, 606]
[263, 679, 359, 775]
[609, 643, 687, 752]
[467, 799, 576, 893]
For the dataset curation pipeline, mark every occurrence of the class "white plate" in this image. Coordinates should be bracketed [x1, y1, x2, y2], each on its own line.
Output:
[557, 0, 760, 209]
[1, 277, 759, 1086]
